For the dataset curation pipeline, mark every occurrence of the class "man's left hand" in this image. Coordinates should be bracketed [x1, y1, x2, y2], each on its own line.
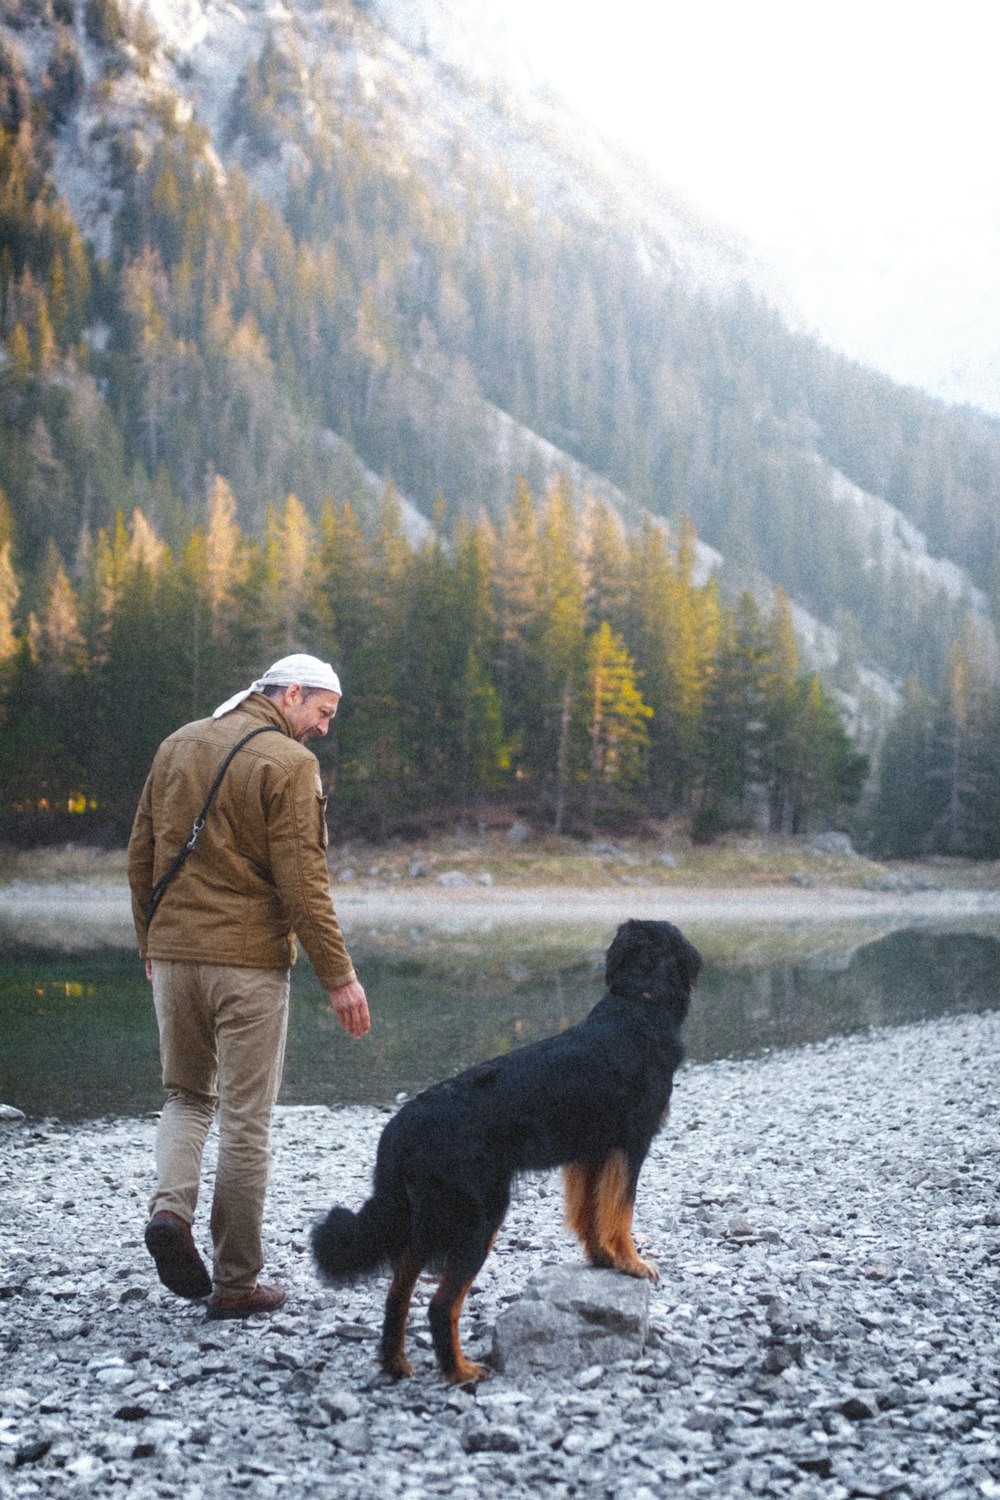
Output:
[328, 978, 370, 1037]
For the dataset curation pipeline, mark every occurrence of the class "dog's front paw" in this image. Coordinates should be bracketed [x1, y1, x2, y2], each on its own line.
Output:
[448, 1358, 491, 1385]
[381, 1353, 413, 1379]
[591, 1245, 660, 1282]
[620, 1254, 659, 1283]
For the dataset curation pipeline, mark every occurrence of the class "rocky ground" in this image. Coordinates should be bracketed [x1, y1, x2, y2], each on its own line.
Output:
[2, 1009, 999, 1499]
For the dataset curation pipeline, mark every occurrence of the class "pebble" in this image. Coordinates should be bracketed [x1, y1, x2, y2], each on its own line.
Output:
[1, 1011, 998, 1497]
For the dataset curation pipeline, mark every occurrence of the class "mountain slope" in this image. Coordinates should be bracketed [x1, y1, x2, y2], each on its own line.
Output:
[1, 0, 998, 725]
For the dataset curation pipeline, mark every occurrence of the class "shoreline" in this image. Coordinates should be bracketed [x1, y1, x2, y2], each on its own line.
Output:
[3, 876, 1000, 938]
[334, 880, 1000, 931]
[2, 1008, 998, 1496]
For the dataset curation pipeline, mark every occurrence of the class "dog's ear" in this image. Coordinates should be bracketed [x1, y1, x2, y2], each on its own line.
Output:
[605, 918, 642, 986]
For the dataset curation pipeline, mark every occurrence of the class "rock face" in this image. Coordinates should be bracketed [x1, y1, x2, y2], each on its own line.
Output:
[2, 1010, 999, 1498]
[492, 1264, 650, 1375]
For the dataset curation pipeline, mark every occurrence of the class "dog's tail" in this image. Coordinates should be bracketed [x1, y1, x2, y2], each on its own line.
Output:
[311, 1188, 409, 1282]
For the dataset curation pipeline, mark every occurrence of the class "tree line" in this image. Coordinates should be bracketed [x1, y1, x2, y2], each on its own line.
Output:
[0, 476, 867, 843]
[865, 627, 1000, 859]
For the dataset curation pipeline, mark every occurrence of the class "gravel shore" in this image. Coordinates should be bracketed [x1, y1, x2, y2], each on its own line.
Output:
[2, 1009, 999, 1499]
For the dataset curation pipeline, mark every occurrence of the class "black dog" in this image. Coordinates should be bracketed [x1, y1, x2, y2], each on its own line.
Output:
[311, 918, 701, 1382]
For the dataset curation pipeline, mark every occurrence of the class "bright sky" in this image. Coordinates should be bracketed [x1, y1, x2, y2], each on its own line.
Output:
[493, 0, 1000, 414]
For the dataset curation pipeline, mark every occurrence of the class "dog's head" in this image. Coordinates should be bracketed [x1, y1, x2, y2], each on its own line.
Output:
[604, 918, 702, 1015]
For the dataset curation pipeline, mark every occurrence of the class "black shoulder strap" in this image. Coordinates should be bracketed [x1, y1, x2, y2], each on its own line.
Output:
[146, 725, 282, 928]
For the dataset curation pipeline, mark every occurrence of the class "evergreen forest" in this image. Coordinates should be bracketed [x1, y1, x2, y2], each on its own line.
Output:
[0, 477, 872, 842]
[1, 0, 1000, 853]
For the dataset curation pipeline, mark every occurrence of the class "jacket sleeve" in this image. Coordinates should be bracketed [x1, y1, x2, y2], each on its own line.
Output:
[266, 756, 356, 991]
[126, 771, 156, 958]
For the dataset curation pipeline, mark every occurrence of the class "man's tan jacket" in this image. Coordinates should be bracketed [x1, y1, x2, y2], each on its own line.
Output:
[127, 694, 355, 990]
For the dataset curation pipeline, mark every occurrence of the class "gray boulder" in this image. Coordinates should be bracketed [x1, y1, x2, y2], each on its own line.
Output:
[491, 1264, 650, 1376]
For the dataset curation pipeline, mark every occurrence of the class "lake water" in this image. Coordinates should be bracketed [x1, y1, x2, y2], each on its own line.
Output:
[3, 914, 999, 1121]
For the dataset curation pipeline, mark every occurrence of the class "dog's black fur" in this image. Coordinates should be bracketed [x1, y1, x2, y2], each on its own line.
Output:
[311, 918, 701, 1381]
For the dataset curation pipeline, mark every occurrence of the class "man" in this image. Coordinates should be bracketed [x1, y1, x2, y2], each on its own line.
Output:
[127, 653, 370, 1320]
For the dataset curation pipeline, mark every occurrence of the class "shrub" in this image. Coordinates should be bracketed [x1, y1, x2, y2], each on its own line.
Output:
[690, 803, 729, 846]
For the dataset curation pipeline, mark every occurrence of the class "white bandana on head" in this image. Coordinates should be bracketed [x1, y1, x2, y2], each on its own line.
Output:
[212, 653, 342, 719]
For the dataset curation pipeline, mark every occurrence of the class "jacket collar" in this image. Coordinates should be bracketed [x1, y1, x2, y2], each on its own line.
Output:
[220, 692, 293, 737]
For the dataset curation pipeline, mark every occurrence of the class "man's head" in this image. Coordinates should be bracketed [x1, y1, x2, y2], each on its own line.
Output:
[264, 681, 341, 742]
[212, 652, 343, 729]
[258, 654, 342, 742]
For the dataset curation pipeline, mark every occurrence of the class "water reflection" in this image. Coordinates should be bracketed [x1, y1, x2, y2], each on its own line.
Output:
[685, 928, 1000, 1062]
[1, 925, 998, 1121]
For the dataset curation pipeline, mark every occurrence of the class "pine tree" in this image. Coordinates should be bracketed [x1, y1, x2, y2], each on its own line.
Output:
[489, 478, 543, 781]
[203, 474, 246, 634]
[759, 588, 803, 834]
[0, 539, 19, 662]
[42, 25, 84, 129]
[579, 495, 629, 632]
[536, 476, 586, 831]
[81, 509, 189, 812]
[77, 511, 131, 669]
[581, 621, 652, 828]
[925, 635, 1000, 856]
[316, 498, 374, 682]
[334, 486, 413, 835]
[27, 540, 84, 681]
[866, 678, 941, 856]
[791, 673, 868, 831]
[456, 644, 506, 823]
[626, 515, 716, 815]
[668, 518, 719, 807]
[697, 592, 770, 832]
[260, 493, 319, 655]
[452, 518, 506, 819]
[5, 321, 33, 385]
[0, 642, 86, 815]
[176, 477, 250, 719]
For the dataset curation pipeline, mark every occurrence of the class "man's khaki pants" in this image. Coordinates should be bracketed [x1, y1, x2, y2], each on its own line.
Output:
[149, 961, 290, 1297]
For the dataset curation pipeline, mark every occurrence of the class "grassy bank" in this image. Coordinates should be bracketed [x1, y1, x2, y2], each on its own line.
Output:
[3, 824, 1000, 894]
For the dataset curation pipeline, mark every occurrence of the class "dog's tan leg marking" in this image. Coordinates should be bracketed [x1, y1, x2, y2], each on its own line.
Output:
[564, 1160, 616, 1267]
[596, 1152, 659, 1281]
[380, 1249, 423, 1378]
[565, 1153, 658, 1282]
[563, 1162, 596, 1244]
[428, 1235, 496, 1384]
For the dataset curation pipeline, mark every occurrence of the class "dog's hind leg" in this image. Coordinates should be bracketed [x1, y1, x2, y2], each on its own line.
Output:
[380, 1248, 423, 1378]
[427, 1233, 496, 1384]
[564, 1154, 658, 1282]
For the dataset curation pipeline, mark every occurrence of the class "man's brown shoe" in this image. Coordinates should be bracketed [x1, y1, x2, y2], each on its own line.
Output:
[145, 1211, 212, 1299]
[205, 1283, 286, 1321]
